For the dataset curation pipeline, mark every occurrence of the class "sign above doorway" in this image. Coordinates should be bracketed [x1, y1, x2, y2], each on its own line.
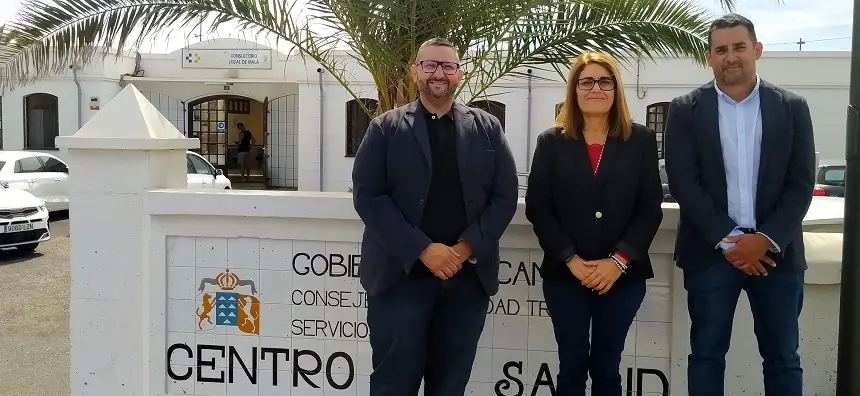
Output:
[181, 48, 273, 70]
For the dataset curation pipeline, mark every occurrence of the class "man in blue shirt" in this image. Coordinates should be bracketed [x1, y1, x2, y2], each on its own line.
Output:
[665, 13, 816, 396]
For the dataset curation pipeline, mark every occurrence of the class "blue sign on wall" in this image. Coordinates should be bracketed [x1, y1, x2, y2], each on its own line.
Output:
[217, 121, 226, 131]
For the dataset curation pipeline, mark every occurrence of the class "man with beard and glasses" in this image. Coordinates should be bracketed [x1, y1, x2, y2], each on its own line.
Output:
[351, 37, 519, 396]
[664, 14, 815, 396]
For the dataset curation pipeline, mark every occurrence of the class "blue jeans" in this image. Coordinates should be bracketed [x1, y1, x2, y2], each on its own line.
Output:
[542, 275, 646, 396]
[684, 259, 804, 396]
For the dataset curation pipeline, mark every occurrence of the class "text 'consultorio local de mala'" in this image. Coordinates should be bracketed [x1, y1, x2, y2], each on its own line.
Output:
[227, 52, 262, 65]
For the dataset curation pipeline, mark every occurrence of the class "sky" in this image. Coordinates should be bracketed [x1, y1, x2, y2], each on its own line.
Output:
[0, 0, 853, 54]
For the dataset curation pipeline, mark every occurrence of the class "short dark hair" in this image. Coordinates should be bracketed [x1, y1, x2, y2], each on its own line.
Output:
[415, 37, 459, 62]
[237, 122, 245, 128]
[707, 13, 757, 49]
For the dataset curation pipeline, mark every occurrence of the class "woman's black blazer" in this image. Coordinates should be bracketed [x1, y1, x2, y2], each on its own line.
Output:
[524, 123, 664, 280]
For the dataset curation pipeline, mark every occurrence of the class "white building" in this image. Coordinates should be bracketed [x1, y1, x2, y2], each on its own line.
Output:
[0, 38, 850, 191]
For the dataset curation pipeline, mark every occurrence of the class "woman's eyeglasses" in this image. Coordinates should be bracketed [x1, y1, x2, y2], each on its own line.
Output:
[417, 60, 460, 75]
[578, 77, 616, 91]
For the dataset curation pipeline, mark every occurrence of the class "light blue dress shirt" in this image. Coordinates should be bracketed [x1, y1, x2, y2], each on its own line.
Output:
[713, 75, 779, 252]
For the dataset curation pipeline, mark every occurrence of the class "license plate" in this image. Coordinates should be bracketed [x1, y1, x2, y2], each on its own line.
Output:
[3, 223, 34, 233]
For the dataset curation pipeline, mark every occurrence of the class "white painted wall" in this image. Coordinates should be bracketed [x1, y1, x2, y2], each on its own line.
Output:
[1, 38, 850, 191]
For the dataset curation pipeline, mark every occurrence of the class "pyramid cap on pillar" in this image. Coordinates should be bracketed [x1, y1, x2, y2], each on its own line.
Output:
[56, 84, 199, 151]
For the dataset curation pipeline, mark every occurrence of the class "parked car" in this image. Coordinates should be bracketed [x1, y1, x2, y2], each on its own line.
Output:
[813, 162, 845, 197]
[186, 151, 232, 189]
[0, 151, 231, 206]
[0, 151, 70, 212]
[0, 182, 50, 252]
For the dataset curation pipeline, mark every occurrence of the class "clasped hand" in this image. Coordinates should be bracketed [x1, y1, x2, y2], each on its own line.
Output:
[567, 256, 622, 295]
[420, 242, 470, 279]
[722, 234, 776, 276]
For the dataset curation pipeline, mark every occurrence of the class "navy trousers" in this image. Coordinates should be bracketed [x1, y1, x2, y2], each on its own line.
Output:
[542, 274, 646, 396]
[684, 258, 804, 396]
[366, 266, 488, 396]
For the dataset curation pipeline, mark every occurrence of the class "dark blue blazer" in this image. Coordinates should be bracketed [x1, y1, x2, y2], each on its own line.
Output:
[664, 80, 816, 272]
[351, 100, 520, 296]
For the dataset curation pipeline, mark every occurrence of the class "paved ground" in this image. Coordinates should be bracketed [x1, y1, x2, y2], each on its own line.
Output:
[0, 212, 70, 396]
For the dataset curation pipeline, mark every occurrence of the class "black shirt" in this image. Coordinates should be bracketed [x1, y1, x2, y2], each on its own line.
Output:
[238, 131, 253, 152]
[412, 102, 469, 277]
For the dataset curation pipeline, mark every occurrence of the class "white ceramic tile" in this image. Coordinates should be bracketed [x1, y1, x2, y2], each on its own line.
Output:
[353, 375, 370, 396]
[167, 236, 196, 267]
[167, 331, 195, 356]
[258, 370, 292, 396]
[258, 336, 292, 370]
[195, 333, 228, 368]
[259, 269, 293, 305]
[527, 316, 557, 352]
[226, 334, 260, 358]
[492, 314, 530, 350]
[227, 237, 260, 270]
[197, 237, 228, 268]
[491, 349, 529, 385]
[260, 239, 294, 271]
[167, 299, 196, 333]
[165, 365, 195, 395]
[226, 364, 260, 396]
[324, 373, 357, 396]
[637, 285, 672, 323]
[621, 355, 636, 393]
[477, 315, 494, 348]
[291, 305, 326, 339]
[526, 350, 558, 387]
[323, 307, 359, 340]
[259, 303, 291, 338]
[167, 266, 196, 300]
[634, 321, 671, 358]
[464, 381, 493, 395]
[623, 320, 637, 356]
[324, 340, 358, 374]
[634, 357, 671, 395]
[355, 341, 373, 376]
[196, 380, 227, 396]
[290, 240, 328, 292]
[471, 347, 494, 382]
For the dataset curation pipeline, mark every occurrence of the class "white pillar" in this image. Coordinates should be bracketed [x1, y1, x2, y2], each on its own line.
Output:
[56, 84, 198, 396]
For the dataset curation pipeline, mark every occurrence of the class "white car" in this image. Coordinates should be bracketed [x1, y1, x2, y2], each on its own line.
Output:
[0, 151, 70, 212]
[0, 183, 50, 252]
[186, 151, 232, 189]
[0, 151, 230, 206]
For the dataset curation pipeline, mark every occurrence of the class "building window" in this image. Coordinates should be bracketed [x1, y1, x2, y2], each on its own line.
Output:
[646, 102, 669, 159]
[346, 98, 378, 157]
[24, 93, 60, 150]
[227, 98, 251, 114]
[555, 102, 564, 118]
[468, 100, 506, 130]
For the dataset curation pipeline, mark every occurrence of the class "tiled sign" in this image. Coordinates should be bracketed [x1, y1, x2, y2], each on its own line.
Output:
[164, 236, 673, 396]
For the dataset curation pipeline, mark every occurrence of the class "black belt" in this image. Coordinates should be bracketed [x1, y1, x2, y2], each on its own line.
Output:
[738, 227, 756, 234]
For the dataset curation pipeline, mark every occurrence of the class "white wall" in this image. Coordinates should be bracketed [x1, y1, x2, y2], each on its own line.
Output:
[2, 39, 849, 191]
[294, 51, 850, 192]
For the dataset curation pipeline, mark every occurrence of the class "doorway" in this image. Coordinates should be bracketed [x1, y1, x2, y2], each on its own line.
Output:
[187, 95, 267, 188]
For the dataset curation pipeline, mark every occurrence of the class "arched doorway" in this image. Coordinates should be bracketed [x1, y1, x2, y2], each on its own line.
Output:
[188, 95, 267, 186]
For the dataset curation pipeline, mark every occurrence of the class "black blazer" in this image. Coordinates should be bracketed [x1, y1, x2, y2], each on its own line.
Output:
[664, 80, 816, 272]
[352, 100, 520, 296]
[525, 123, 664, 280]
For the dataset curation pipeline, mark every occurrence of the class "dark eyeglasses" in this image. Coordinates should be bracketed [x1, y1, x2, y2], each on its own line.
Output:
[417, 60, 460, 75]
[578, 77, 616, 91]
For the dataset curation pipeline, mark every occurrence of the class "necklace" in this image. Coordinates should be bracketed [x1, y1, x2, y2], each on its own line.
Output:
[588, 135, 608, 176]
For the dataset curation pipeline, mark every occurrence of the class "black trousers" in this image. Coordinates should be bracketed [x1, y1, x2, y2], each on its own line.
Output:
[366, 265, 488, 396]
[542, 275, 646, 396]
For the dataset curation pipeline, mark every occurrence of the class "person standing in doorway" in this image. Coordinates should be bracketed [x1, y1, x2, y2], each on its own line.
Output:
[351, 37, 519, 396]
[664, 14, 815, 396]
[235, 122, 256, 182]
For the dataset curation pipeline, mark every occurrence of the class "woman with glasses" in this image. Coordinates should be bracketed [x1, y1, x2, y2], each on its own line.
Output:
[524, 51, 664, 396]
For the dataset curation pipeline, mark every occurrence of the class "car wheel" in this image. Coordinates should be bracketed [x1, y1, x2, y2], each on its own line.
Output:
[16, 243, 38, 252]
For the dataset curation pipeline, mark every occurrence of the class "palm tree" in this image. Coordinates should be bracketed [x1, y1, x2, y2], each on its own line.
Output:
[0, 0, 720, 116]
